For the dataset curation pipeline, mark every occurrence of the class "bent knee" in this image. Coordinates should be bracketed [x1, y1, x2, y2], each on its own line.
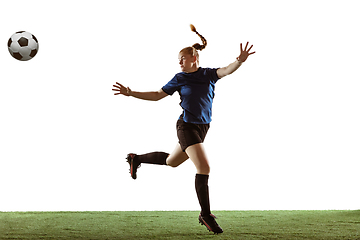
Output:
[166, 159, 180, 168]
[166, 161, 179, 168]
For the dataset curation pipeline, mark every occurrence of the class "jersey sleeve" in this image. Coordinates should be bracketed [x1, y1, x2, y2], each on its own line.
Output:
[162, 75, 179, 96]
[205, 68, 220, 84]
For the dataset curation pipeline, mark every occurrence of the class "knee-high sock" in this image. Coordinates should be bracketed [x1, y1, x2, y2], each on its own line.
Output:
[134, 152, 169, 165]
[195, 174, 211, 217]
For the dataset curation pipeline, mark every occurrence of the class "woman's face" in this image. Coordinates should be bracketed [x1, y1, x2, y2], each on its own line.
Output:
[178, 52, 197, 73]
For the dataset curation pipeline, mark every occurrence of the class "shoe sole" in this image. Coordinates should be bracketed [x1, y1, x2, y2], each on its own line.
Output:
[126, 154, 138, 180]
[199, 215, 223, 234]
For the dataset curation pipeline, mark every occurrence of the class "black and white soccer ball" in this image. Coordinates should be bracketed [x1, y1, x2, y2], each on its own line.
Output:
[8, 31, 39, 61]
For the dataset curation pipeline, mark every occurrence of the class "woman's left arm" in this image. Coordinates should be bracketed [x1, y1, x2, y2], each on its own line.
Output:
[217, 42, 255, 79]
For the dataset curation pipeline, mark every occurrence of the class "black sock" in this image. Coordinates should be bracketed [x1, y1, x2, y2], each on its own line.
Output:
[134, 152, 169, 165]
[195, 174, 211, 217]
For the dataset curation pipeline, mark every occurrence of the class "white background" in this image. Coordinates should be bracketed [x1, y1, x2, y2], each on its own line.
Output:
[1, 0, 359, 211]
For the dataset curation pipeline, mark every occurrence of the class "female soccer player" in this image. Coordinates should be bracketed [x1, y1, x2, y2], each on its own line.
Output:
[112, 24, 255, 234]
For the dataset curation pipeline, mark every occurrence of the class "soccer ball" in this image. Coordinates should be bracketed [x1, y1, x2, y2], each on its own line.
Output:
[8, 31, 39, 61]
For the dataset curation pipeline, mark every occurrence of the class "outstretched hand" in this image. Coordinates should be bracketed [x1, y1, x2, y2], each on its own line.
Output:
[112, 82, 131, 96]
[237, 42, 255, 63]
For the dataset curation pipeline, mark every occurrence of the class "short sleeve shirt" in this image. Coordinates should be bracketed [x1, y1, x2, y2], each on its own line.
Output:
[162, 67, 220, 124]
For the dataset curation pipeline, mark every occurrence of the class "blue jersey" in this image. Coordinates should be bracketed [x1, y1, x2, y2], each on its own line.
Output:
[162, 67, 220, 124]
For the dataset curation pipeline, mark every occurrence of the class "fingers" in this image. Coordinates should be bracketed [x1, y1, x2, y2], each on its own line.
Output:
[112, 82, 126, 91]
[115, 82, 126, 88]
[112, 82, 132, 97]
[113, 82, 124, 88]
[241, 42, 254, 52]
[112, 82, 125, 95]
[244, 42, 249, 51]
[240, 42, 256, 58]
[112, 84, 121, 91]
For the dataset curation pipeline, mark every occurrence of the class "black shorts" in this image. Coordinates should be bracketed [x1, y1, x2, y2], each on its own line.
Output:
[176, 118, 210, 152]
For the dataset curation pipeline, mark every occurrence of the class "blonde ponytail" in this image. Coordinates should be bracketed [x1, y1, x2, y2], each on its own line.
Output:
[190, 24, 207, 51]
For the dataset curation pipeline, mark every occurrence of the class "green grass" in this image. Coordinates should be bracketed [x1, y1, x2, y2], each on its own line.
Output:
[1, 211, 359, 239]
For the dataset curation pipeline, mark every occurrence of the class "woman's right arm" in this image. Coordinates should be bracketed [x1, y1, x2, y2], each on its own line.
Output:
[112, 82, 168, 101]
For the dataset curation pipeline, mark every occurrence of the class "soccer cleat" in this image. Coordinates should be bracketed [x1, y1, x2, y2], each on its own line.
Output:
[199, 214, 223, 234]
[126, 153, 141, 180]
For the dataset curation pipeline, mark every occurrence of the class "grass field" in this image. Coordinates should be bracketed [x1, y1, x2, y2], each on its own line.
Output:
[1, 210, 359, 239]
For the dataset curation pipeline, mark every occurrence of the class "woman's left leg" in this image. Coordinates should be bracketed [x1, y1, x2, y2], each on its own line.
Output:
[185, 143, 211, 215]
[185, 143, 210, 175]
[185, 143, 223, 233]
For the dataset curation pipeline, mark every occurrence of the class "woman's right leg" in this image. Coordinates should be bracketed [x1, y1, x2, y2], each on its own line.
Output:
[166, 143, 189, 167]
[127, 143, 187, 179]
